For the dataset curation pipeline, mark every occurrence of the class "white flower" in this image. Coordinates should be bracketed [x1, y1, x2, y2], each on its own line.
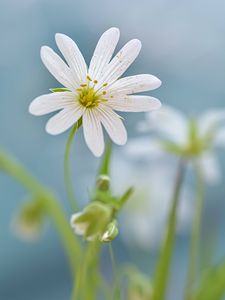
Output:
[127, 106, 225, 184]
[29, 27, 161, 156]
[111, 153, 192, 250]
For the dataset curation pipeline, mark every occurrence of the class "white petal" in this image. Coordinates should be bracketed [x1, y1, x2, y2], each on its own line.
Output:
[70, 213, 87, 235]
[55, 33, 87, 84]
[82, 109, 104, 157]
[70, 212, 81, 228]
[97, 39, 142, 87]
[198, 109, 225, 137]
[214, 127, 225, 147]
[46, 106, 83, 135]
[29, 92, 75, 116]
[198, 152, 221, 185]
[106, 95, 161, 112]
[140, 105, 188, 145]
[97, 105, 127, 145]
[88, 27, 120, 81]
[107, 74, 161, 96]
[40, 46, 77, 90]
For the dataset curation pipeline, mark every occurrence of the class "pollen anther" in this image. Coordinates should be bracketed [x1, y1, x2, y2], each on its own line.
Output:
[86, 75, 92, 81]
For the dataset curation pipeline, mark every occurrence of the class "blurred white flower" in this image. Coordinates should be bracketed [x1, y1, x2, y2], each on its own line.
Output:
[29, 27, 161, 156]
[127, 106, 225, 184]
[111, 154, 192, 250]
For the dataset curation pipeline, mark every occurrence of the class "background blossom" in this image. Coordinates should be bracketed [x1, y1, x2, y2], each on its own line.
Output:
[127, 106, 225, 184]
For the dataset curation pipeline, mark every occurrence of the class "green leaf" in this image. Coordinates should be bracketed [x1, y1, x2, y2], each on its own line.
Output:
[192, 261, 225, 300]
[117, 187, 134, 209]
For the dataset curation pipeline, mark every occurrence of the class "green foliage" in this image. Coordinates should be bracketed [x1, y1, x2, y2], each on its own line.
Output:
[192, 262, 225, 300]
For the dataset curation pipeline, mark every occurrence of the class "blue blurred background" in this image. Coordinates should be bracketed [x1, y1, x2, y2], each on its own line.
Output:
[1, 0, 225, 299]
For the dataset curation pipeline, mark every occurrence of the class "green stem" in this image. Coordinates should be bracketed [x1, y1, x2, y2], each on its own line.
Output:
[185, 161, 204, 300]
[109, 244, 121, 300]
[71, 254, 85, 300]
[98, 142, 112, 176]
[64, 121, 82, 211]
[71, 242, 101, 300]
[0, 149, 81, 273]
[44, 194, 81, 273]
[153, 158, 186, 300]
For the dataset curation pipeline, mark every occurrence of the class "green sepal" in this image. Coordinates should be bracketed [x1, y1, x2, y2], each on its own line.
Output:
[50, 88, 71, 93]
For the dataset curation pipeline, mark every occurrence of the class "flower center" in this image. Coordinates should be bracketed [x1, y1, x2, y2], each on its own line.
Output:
[76, 77, 108, 108]
[78, 86, 101, 108]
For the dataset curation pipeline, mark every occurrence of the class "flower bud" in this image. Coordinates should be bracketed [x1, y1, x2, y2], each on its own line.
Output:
[11, 199, 45, 241]
[96, 175, 111, 191]
[101, 219, 119, 242]
[127, 269, 153, 300]
[70, 201, 112, 241]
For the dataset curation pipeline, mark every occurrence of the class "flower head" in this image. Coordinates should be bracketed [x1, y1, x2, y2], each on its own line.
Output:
[29, 27, 161, 156]
[127, 106, 225, 184]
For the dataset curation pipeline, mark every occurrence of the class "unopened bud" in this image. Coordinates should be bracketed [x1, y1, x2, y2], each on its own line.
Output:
[96, 175, 111, 191]
[101, 219, 119, 242]
[11, 199, 44, 241]
[127, 268, 153, 300]
[70, 201, 112, 241]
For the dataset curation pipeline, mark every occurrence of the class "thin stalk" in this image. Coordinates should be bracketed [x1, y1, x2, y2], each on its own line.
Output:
[64, 121, 81, 211]
[185, 161, 204, 300]
[71, 242, 101, 300]
[71, 255, 85, 300]
[109, 243, 121, 300]
[98, 142, 112, 176]
[0, 149, 81, 273]
[44, 194, 81, 272]
[153, 158, 186, 300]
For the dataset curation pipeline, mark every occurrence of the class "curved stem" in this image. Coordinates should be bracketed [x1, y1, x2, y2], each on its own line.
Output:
[0, 149, 81, 273]
[153, 158, 186, 300]
[64, 122, 81, 211]
[185, 161, 205, 300]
